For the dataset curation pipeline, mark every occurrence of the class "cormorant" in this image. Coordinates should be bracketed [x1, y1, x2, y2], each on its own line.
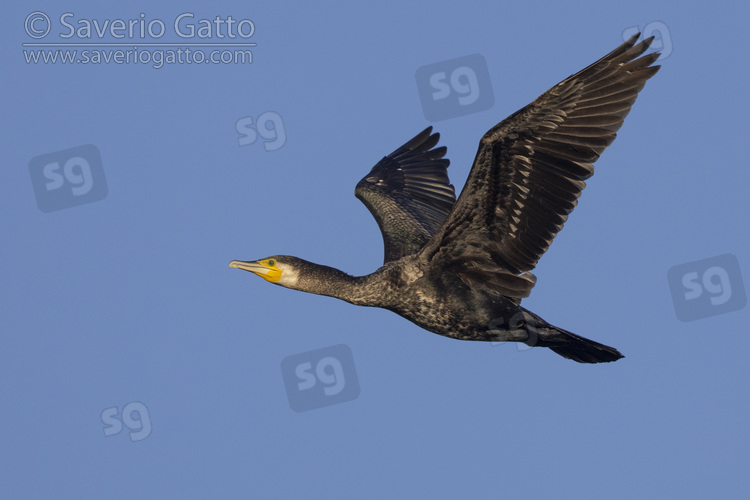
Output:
[230, 34, 660, 363]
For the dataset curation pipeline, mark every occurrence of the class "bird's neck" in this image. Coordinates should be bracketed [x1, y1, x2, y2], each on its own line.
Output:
[294, 263, 394, 308]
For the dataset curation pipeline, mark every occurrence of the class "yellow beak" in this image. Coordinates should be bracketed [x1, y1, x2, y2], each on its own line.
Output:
[229, 259, 283, 283]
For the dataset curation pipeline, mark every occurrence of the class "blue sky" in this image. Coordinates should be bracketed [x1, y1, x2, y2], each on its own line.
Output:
[2, 1, 749, 498]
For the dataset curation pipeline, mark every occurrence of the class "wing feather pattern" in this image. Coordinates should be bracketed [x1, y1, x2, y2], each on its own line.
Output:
[419, 34, 661, 300]
[355, 128, 456, 263]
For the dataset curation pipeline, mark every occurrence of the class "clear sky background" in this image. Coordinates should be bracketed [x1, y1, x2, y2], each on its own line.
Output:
[2, 1, 749, 498]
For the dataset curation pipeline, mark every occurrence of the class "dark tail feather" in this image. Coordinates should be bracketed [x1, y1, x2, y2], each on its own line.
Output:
[536, 325, 624, 364]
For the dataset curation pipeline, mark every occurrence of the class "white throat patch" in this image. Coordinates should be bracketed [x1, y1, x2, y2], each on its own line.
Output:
[276, 263, 300, 288]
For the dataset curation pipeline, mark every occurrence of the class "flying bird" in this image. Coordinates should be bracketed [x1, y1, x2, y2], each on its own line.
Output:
[230, 34, 660, 363]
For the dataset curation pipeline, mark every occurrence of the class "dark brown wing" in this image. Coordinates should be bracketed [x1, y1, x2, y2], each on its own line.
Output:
[419, 34, 661, 299]
[355, 127, 456, 263]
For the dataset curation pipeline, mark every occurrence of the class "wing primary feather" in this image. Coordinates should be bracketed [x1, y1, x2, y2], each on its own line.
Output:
[355, 128, 457, 263]
[418, 33, 661, 297]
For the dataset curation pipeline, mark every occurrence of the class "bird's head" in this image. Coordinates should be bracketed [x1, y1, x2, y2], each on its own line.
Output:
[229, 255, 301, 289]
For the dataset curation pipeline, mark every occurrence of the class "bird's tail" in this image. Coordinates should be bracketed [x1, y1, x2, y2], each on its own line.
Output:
[534, 324, 624, 364]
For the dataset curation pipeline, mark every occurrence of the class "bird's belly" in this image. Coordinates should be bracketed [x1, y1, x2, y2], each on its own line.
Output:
[391, 288, 519, 341]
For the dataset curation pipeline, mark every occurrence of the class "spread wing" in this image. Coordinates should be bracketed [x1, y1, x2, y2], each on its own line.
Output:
[419, 34, 661, 300]
[355, 127, 456, 264]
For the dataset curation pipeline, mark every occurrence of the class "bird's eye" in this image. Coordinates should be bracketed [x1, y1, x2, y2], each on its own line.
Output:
[268, 259, 276, 266]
